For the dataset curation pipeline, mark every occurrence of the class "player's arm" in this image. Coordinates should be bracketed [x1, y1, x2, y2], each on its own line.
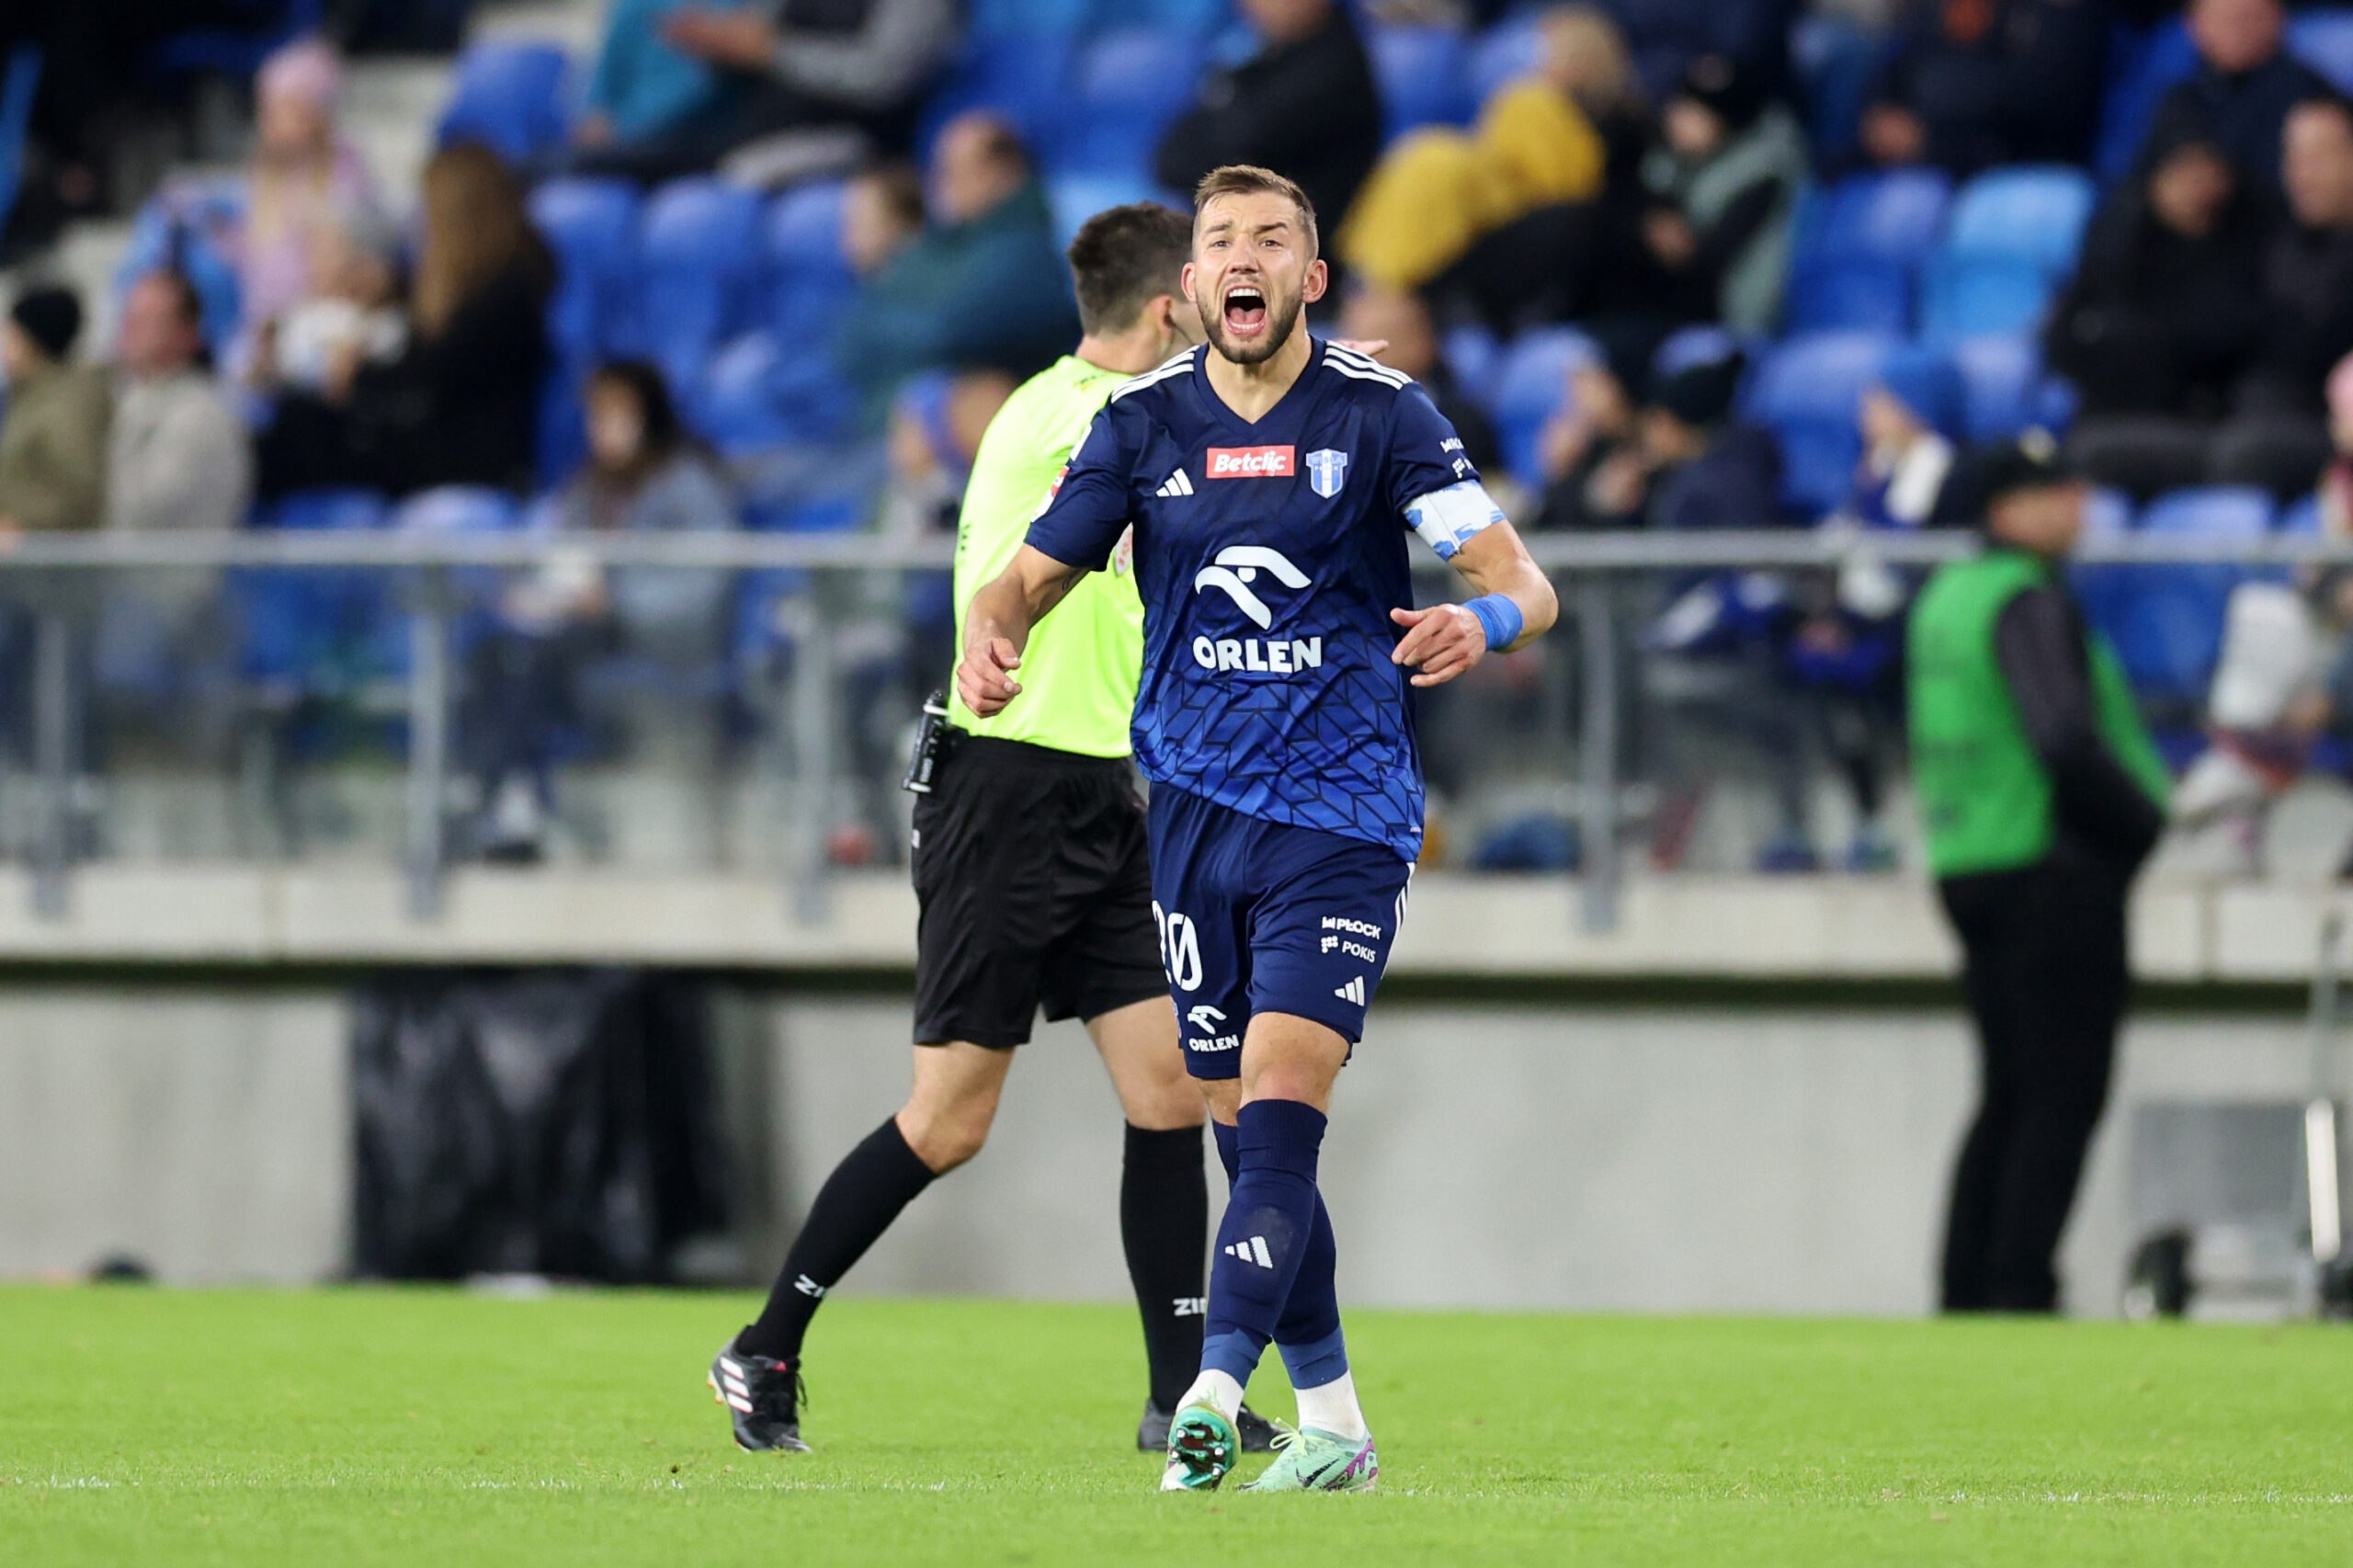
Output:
[1390, 517, 1558, 687]
[958, 545, 1092, 717]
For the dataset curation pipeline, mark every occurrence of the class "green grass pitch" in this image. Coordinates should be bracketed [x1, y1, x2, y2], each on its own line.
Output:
[3, 1286, 2348, 1566]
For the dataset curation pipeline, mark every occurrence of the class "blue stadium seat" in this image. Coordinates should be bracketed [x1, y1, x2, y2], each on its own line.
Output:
[437, 40, 574, 165]
[638, 178, 767, 392]
[1790, 14, 1879, 163]
[2279, 493, 2324, 534]
[1367, 23, 1473, 140]
[2100, 486, 2273, 702]
[1919, 166, 2094, 341]
[2094, 17, 2198, 181]
[1783, 170, 1950, 333]
[767, 179, 853, 347]
[1047, 174, 1161, 249]
[1440, 324, 1500, 393]
[1948, 334, 2074, 440]
[1652, 324, 1748, 380]
[695, 330, 856, 456]
[1465, 14, 1544, 105]
[1488, 327, 1601, 489]
[538, 365, 587, 489]
[236, 488, 391, 695]
[1119, 0, 1233, 35]
[1740, 331, 1904, 514]
[392, 486, 523, 535]
[916, 32, 1075, 152]
[1063, 29, 1209, 179]
[2290, 9, 2353, 94]
[966, 0, 1091, 33]
[529, 177, 640, 362]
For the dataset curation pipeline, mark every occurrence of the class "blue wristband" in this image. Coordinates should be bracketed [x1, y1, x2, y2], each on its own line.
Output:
[1463, 594, 1523, 651]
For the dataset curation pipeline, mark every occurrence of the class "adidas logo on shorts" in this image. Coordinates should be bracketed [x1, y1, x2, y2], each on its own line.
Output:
[1334, 975, 1367, 1005]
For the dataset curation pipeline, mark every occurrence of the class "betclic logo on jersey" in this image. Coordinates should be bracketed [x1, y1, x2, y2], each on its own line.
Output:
[1205, 445, 1295, 479]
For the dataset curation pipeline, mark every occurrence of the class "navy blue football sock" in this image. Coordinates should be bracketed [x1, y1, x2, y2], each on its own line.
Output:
[1211, 1111, 1344, 1383]
[1211, 1118, 1239, 1183]
[1201, 1098, 1326, 1387]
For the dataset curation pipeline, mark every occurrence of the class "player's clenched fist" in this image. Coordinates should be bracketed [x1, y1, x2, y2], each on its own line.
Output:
[957, 636, 1025, 716]
[1388, 604, 1487, 687]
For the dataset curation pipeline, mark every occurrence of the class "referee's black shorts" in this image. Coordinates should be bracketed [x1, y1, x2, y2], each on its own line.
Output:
[911, 733, 1166, 1048]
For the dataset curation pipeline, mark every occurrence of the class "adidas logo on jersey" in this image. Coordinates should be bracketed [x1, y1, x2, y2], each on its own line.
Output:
[1155, 469, 1194, 498]
[1223, 1236, 1275, 1268]
[1334, 976, 1367, 1005]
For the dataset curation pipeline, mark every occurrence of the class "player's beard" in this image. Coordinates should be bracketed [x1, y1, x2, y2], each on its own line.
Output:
[1199, 284, 1303, 367]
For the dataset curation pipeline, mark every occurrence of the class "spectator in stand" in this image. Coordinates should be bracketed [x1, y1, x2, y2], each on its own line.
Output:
[1336, 286, 1503, 480]
[2049, 128, 2267, 498]
[233, 40, 381, 360]
[1154, 0, 1384, 246]
[1859, 0, 2112, 176]
[576, 0, 752, 153]
[1637, 55, 1809, 335]
[1530, 345, 1648, 530]
[463, 361, 739, 862]
[840, 162, 926, 279]
[574, 0, 956, 184]
[1341, 6, 1647, 293]
[0, 286, 108, 535]
[251, 206, 409, 398]
[835, 114, 1076, 422]
[1781, 348, 1970, 871]
[2138, 0, 2329, 206]
[259, 146, 554, 498]
[2223, 96, 2353, 494]
[107, 270, 250, 534]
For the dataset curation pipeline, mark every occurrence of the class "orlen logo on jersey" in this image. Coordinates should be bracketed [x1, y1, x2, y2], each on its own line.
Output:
[1192, 545, 1323, 676]
[1205, 446, 1295, 479]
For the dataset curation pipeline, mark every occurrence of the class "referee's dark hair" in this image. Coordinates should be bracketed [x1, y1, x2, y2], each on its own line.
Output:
[1066, 202, 1194, 336]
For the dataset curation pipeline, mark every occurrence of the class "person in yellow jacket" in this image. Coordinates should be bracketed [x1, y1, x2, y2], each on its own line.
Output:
[1339, 6, 1640, 291]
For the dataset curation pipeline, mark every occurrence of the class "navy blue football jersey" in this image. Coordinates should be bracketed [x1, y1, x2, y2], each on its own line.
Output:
[1026, 340, 1505, 860]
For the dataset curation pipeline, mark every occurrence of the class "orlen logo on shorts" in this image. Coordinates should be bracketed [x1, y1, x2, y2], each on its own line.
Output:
[1206, 446, 1295, 479]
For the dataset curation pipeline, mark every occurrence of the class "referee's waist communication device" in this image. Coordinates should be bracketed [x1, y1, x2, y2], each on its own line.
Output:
[903, 689, 951, 794]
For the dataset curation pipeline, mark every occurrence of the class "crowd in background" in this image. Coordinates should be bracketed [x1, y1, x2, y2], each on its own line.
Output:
[9, 0, 2353, 871]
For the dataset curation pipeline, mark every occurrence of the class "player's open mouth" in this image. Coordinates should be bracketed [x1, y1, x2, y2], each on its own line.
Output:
[1222, 286, 1267, 335]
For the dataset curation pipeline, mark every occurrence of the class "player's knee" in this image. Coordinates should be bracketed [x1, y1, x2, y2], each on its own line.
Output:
[897, 1097, 995, 1173]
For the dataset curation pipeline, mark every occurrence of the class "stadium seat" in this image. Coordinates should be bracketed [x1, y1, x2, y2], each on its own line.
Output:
[1948, 334, 2074, 440]
[529, 177, 640, 362]
[392, 487, 524, 535]
[638, 179, 767, 392]
[1790, 13, 1879, 163]
[1465, 14, 1545, 105]
[1919, 166, 2094, 341]
[1120, 0, 1233, 35]
[1367, 23, 1474, 140]
[696, 330, 856, 456]
[1740, 331, 1904, 514]
[1652, 324, 1748, 380]
[965, 0, 1090, 34]
[767, 179, 853, 347]
[2279, 493, 2324, 534]
[2290, 9, 2353, 95]
[436, 40, 574, 165]
[2099, 486, 2273, 703]
[1063, 29, 1209, 179]
[1047, 174, 1159, 250]
[915, 31, 1075, 153]
[2094, 17, 2198, 181]
[1440, 323, 1500, 393]
[537, 366, 587, 489]
[236, 488, 392, 695]
[1783, 170, 1950, 333]
[1488, 326, 1602, 489]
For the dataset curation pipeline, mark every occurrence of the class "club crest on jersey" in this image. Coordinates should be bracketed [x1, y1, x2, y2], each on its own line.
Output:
[1306, 448, 1348, 498]
[1206, 445, 1295, 479]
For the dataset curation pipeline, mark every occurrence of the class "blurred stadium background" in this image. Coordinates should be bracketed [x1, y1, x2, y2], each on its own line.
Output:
[0, 0, 2350, 1333]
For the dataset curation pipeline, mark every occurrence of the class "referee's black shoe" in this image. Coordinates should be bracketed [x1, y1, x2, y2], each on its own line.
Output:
[1139, 1398, 1279, 1454]
[710, 1336, 811, 1452]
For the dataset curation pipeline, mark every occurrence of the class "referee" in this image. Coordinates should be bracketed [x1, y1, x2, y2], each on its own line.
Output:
[710, 204, 1275, 1454]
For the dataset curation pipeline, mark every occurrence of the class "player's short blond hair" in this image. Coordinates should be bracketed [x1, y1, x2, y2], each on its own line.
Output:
[1192, 165, 1319, 260]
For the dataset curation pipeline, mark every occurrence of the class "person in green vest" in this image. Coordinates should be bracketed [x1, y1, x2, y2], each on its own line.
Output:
[1908, 433, 2171, 1313]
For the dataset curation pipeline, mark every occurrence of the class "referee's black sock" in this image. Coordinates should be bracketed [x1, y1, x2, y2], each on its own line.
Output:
[738, 1118, 938, 1364]
[1121, 1122, 1210, 1411]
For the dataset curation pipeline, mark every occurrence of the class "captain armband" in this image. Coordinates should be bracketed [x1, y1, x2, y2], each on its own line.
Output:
[1405, 481, 1506, 561]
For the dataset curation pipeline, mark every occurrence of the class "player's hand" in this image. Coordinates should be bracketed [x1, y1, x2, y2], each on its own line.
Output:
[1332, 337, 1390, 358]
[957, 636, 1024, 716]
[1389, 604, 1487, 687]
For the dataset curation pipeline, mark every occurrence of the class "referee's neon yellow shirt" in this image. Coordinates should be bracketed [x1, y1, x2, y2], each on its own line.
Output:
[949, 354, 1143, 757]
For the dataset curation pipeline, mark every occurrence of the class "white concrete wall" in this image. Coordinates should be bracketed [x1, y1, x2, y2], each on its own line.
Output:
[0, 988, 2318, 1316]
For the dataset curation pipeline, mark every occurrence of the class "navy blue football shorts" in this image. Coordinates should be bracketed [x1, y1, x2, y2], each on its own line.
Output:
[1145, 784, 1414, 1080]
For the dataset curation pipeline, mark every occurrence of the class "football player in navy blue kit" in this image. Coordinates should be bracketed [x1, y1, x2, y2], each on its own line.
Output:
[959, 165, 1556, 1493]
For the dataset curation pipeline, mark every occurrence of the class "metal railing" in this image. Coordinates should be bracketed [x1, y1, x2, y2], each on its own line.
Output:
[0, 527, 2338, 929]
